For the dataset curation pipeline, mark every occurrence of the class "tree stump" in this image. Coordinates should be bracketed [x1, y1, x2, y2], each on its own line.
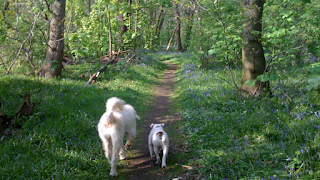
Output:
[0, 100, 9, 135]
[15, 93, 35, 119]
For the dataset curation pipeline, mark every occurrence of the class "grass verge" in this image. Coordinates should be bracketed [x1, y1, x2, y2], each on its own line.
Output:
[0, 52, 166, 179]
[174, 53, 320, 179]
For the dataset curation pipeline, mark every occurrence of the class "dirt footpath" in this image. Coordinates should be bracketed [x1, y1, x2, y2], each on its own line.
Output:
[124, 62, 189, 180]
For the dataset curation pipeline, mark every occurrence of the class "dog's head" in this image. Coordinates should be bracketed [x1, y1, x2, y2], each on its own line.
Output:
[150, 123, 164, 129]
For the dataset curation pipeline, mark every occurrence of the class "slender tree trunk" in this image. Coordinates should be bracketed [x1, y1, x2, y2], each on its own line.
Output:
[39, 0, 66, 78]
[166, 24, 179, 52]
[133, 0, 139, 54]
[106, 4, 113, 56]
[175, 3, 182, 51]
[154, 8, 164, 45]
[116, 13, 128, 50]
[184, 3, 195, 51]
[116, 0, 129, 51]
[241, 0, 270, 96]
[2, 0, 9, 15]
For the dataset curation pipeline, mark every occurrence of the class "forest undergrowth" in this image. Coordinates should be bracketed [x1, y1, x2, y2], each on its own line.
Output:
[1, 51, 320, 179]
[174, 53, 320, 179]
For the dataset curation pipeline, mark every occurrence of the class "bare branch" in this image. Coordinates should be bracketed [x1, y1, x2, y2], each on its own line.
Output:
[6, 12, 41, 74]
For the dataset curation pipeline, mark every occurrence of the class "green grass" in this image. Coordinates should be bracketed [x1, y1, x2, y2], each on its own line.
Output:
[173, 54, 320, 179]
[1, 51, 320, 179]
[0, 52, 167, 179]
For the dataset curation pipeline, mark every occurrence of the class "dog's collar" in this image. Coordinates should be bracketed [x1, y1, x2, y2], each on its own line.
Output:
[153, 125, 163, 129]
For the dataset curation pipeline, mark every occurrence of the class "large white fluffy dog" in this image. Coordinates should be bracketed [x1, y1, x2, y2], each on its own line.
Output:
[98, 97, 140, 177]
[148, 123, 169, 168]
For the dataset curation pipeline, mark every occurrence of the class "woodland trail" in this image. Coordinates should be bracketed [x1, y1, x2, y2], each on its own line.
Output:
[123, 61, 189, 180]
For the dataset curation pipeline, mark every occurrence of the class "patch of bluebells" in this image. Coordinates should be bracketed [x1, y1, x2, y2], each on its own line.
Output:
[178, 57, 320, 179]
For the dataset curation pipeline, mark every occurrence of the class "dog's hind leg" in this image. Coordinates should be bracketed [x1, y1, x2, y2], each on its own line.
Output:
[101, 137, 112, 161]
[110, 138, 121, 177]
[153, 145, 161, 164]
[161, 145, 169, 168]
[148, 138, 155, 160]
[110, 155, 119, 177]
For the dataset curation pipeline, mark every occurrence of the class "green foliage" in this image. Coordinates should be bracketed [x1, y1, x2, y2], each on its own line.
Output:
[306, 63, 320, 104]
[186, 0, 243, 68]
[245, 73, 280, 87]
[263, 0, 320, 66]
[0, 0, 48, 74]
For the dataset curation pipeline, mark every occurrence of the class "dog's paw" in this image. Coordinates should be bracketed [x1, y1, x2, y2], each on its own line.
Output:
[125, 143, 131, 150]
[110, 171, 118, 177]
[120, 154, 127, 160]
[162, 162, 167, 168]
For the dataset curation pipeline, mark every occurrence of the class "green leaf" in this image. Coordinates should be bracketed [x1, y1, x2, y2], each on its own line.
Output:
[307, 89, 320, 104]
[308, 76, 320, 86]
[50, 65, 59, 69]
[244, 79, 257, 87]
[208, 49, 214, 55]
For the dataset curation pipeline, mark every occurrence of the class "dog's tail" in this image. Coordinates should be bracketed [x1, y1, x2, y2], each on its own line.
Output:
[100, 111, 116, 125]
[156, 131, 164, 140]
[106, 97, 125, 111]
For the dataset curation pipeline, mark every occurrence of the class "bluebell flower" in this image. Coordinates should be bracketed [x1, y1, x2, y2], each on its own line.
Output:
[315, 110, 320, 118]
[297, 114, 302, 120]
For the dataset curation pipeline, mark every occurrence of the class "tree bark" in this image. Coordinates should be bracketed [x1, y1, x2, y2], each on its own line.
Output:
[184, 3, 195, 51]
[106, 4, 113, 56]
[39, 0, 66, 78]
[116, 1, 129, 51]
[241, 0, 270, 96]
[166, 23, 179, 52]
[175, 3, 183, 51]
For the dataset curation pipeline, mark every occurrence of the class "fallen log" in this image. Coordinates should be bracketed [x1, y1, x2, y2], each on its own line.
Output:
[84, 58, 117, 87]
[99, 50, 131, 63]
[123, 54, 136, 68]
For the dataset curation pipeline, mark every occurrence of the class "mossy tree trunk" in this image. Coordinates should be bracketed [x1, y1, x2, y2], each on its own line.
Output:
[241, 0, 270, 96]
[39, 0, 66, 78]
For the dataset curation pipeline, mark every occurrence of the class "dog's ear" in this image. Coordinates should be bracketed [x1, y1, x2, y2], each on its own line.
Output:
[150, 123, 154, 128]
[161, 123, 164, 126]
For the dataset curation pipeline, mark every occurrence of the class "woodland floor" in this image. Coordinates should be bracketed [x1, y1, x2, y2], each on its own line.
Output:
[123, 62, 190, 180]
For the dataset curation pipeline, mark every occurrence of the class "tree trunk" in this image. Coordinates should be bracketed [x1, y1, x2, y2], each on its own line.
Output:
[106, 4, 113, 56]
[241, 0, 270, 96]
[154, 8, 164, 45]
[166, 24, 179, 52]
[184, 3, 195, 51]
[175, 3, 182, 51]
[116, 8, 128, 51]
[39, 0, 66, 78]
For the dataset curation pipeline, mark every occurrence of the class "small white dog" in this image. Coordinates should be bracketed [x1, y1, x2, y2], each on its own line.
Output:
[148, 123, 169, 168]
[97, 97, 140, 177]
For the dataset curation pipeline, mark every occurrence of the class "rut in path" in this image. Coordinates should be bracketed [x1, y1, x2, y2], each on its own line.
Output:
[124, 61, 184, 180]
